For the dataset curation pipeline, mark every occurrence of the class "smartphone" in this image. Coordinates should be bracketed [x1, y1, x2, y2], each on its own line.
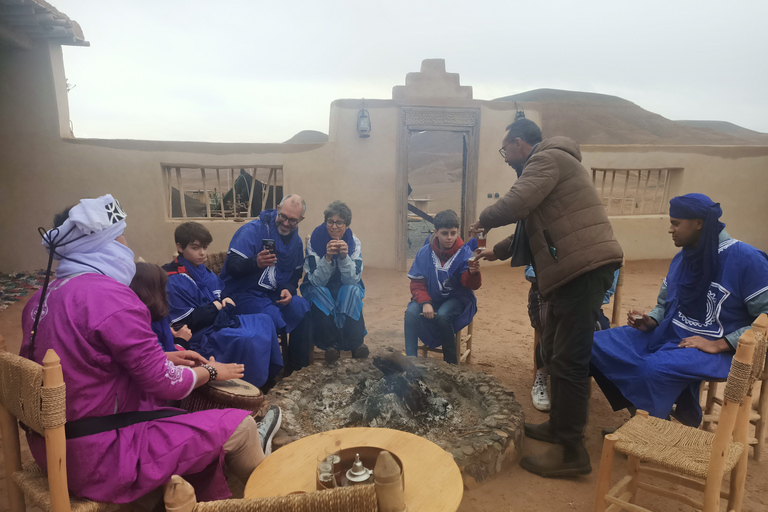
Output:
[262, 239, 276, 255]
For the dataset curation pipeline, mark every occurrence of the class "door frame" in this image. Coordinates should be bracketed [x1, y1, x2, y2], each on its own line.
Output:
[396, 106, 481, 271]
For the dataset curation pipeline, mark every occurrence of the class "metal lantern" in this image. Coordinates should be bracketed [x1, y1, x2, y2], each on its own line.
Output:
[357, 100, 371, 138]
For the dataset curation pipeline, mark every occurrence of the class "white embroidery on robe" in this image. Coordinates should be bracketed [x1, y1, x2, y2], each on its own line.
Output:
[672, 282, 730, 338]
[164, 360, 185, 385]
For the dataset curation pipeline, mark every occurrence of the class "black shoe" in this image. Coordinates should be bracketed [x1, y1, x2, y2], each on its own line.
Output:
[325, 348, 340, 363]
[519, 444, 591, 478]
[524, 420, 556, 444]
[352, 344, 370, 359]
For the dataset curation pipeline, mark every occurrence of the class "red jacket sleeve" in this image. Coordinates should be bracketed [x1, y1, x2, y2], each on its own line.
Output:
[461, 269, 482, 290]
[410, 278, 432, 304]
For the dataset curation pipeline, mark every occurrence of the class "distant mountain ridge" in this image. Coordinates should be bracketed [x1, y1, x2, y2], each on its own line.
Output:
[496, 89, 768, 146]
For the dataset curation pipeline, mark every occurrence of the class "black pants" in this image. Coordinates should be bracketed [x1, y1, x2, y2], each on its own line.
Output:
[539, 264, 617, 447]
[287, 314, 313, 370]
[310, 303, 366, 352]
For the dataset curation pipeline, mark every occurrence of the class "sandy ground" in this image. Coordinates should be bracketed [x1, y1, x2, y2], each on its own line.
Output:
[1, 260, 766, 511]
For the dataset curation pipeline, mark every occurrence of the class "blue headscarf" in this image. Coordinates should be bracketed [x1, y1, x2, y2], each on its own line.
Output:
[669, 193, 725, 319]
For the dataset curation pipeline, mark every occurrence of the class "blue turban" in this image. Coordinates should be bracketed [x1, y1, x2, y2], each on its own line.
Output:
[668, 193, 725, 319]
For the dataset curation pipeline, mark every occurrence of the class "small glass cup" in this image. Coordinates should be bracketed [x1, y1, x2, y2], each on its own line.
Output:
[476, 229, 487, 249]
[317, 454, 336, 490]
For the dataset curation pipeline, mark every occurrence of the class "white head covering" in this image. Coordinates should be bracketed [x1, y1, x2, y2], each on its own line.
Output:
[43, 194, 136, 286]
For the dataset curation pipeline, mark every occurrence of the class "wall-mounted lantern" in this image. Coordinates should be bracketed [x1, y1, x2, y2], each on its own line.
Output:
[357, 99, 371, 138]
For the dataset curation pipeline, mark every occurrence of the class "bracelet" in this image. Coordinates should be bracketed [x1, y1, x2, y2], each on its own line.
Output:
[201, 364, 217, 382]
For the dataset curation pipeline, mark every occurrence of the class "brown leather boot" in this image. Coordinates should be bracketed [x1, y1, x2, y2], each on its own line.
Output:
[524, 420, 556, 444]
[519, 443, 591, 478]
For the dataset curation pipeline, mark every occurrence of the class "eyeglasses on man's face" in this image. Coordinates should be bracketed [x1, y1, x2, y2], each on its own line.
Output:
[326, 219, 347, 228]
[499, 138, 518, 159]
[277, 212, 301, 227]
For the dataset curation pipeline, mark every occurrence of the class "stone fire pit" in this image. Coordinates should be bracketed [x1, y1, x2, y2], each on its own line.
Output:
[267, 348, 524, 486]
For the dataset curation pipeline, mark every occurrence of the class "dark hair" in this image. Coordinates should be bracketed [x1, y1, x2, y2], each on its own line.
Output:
[433, 210, 459, 231]
[324, 200, 352, 225]
[174, 221, 212, 249]
[130, 262, 169, 321]
[505, 118, 543, 145]
[53, 206, 74, 228]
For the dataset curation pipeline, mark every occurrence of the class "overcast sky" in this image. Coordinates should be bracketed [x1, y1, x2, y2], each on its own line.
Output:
[54, 0, 768, 143]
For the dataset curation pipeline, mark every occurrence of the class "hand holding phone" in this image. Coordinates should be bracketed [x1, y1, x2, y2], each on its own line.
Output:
[262, 239, 276, 255]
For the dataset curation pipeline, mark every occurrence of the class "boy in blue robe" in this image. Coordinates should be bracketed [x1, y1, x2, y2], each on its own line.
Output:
[219, 195, 312, 370]
[404, 209, 482, 364]
[591, 193, 768, 427]
[163, 222, 283, 387]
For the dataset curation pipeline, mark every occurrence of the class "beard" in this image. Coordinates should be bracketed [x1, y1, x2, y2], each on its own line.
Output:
[508, 160, 525, 177]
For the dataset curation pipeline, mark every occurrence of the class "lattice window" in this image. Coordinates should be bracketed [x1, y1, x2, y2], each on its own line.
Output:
[162, 165, 283, 220]
[591, 168, 682, 216]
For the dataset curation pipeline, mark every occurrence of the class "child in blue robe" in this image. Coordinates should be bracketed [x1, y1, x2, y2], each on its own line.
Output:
[163, 222, 282, 388]
[404, 210, 481, 364]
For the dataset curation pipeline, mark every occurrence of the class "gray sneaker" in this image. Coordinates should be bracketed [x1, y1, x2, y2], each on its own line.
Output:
[257, 405, 282, 456]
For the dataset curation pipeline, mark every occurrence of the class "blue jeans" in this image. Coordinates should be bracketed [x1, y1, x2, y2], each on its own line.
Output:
[404, 298, 463, 364]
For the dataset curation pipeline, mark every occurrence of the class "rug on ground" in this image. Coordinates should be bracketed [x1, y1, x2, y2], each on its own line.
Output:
[0, 271, 48, 311]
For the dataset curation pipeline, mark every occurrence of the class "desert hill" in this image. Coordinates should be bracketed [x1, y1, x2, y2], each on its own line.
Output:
[496, 89, 768, 146]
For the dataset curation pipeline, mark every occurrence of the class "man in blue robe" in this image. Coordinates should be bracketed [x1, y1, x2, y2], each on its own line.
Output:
[164, 222, 283, 388]
[220, 195, 312, 370]
[591, 193, 768, 427]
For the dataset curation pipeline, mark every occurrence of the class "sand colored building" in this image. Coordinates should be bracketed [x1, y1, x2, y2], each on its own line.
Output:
[2, 3, 767, 273]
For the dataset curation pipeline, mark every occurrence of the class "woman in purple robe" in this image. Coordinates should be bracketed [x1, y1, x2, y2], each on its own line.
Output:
[20, 195, 281, 503]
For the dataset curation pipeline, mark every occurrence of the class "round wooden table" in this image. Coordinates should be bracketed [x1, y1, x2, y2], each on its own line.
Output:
[244, 427, 463, 512]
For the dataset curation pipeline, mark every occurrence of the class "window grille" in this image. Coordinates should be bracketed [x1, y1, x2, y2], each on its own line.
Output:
[591, 168, 681, 216]
[162, 165, 283, 219]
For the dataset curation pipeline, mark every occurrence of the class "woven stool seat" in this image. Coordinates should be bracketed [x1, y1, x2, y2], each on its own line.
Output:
[11, 462, 118, 512]
[192, 485, 378, 512]
[614, 414, 744, 480]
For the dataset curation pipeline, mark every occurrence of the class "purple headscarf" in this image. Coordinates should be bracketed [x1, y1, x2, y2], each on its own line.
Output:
[669, 193, 725, 319]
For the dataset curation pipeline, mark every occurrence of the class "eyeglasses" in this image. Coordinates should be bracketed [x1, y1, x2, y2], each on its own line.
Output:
[326, 220, 347, 228]
[499, 139, 517, 159]
[277, 212, 301, 227]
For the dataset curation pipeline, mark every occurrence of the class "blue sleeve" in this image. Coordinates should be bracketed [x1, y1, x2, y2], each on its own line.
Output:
[602, 269, 621, 304]
[228, 223, 261, 260]
[524, 264, 536, 283]
[166, 274, 205, 325]
[407, 246, 429, 280]
[739, 245, 768, 304]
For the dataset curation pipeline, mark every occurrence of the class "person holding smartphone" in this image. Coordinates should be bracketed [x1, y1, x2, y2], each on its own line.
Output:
[300, 201, 367, 362]
[219, 194, 312, 371]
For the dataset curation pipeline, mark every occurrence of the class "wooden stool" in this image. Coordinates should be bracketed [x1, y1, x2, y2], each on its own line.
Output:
[418, 320, 473, 364]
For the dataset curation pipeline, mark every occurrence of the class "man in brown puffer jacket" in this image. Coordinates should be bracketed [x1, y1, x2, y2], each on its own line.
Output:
[474, 118, 623, 477]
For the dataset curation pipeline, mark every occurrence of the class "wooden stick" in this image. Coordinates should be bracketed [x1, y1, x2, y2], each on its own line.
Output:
[42, 349, 71, 512]
[0, 336, 26, 512]
[607, 170, 617, 215]
[216, 169, 225, 219]
[620, 170, 630, 215]
[728, 394, 753, 511]
[594, 434, 618, 512]
[230, 168, 236, 217]
[636, 481, 703, 510]
[165, 166, 173, 219]
[201, 168, 211, 219]
[610, 265, 624, 327]
[175, 167, 187, 218]
[247, 167, 257, 219]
